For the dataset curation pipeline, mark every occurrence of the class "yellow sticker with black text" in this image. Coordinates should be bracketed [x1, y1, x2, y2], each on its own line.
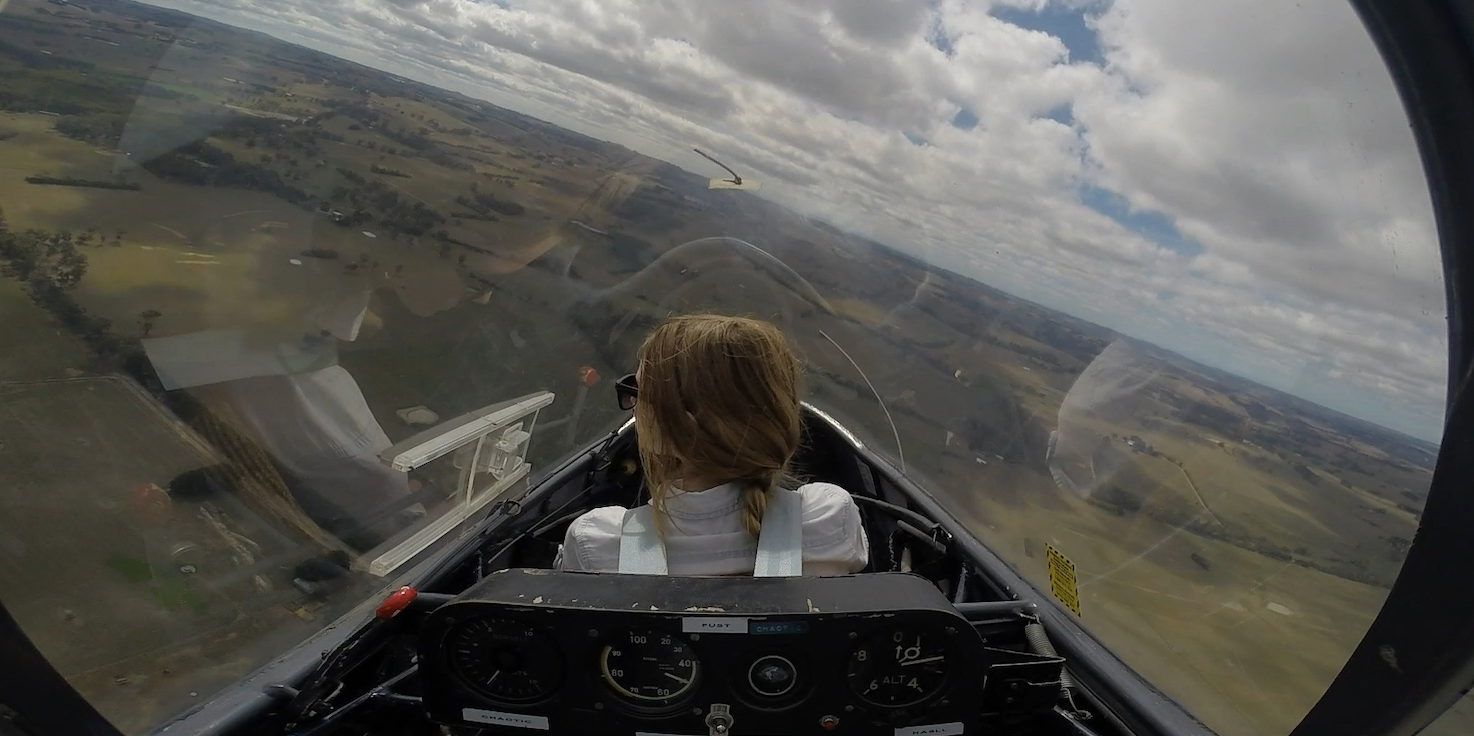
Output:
[1046, 543, 1081, 616]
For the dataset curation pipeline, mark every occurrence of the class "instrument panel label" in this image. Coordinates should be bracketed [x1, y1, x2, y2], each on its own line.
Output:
[895, 722, 964, 736]
[681, 616, 748, 633]
[462, 708, 550, 730]
[1046, 543, 1082, 616]
[750, 620, 809, 635]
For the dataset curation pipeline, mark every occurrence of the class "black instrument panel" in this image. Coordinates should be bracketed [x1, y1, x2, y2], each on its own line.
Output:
[418, 570, 1051, 736]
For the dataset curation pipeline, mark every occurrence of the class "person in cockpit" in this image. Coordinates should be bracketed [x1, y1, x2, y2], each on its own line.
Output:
[557, 314, 870, 575]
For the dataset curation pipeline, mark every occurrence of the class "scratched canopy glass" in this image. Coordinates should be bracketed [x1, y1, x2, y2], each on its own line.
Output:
[0, 0, 1454, 735]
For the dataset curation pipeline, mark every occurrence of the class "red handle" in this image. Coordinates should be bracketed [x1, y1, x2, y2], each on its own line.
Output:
[375, 586, 418, 620]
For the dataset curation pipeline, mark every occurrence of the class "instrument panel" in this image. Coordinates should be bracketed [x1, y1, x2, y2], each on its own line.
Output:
[419, 570, 1058, 736]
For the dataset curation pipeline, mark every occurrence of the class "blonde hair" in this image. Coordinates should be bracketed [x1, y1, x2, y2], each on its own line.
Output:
[634, 314, 802, 538]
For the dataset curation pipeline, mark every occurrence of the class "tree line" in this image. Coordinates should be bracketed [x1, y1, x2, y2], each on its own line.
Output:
[0, 205, 128, 366]
[325, 174, 447, 236]
[143, 140, 312, 205]
[26, 175, 141, 190]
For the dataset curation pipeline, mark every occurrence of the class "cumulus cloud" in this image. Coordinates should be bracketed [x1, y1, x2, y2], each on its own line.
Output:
[140, 0, 1448, 440]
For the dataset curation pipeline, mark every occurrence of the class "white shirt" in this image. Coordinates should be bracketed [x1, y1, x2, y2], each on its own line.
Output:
[557, 482, 870, 575]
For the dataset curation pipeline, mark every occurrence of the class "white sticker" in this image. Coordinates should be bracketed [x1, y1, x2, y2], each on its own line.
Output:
[462, 708, 550, 730]
[895, 723, 964, 736]
[681, 616, 749, 634]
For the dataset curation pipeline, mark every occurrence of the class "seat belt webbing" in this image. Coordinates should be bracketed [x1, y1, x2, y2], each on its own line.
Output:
[617, 488, 805, 577]
[618, 505, 668, 575]
[754, 489, 803, 577]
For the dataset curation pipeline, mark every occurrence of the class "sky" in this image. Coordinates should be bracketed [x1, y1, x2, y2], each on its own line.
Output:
[134, 0, 1450, 442]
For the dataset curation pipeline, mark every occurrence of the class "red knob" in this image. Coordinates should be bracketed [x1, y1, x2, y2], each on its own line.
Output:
[375, 586, 418, 620]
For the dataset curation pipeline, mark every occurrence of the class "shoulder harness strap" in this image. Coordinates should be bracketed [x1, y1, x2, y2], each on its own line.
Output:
[617, 488, 805, 576]
[618, 505, 668, 575]
[754, 488, 803, 577]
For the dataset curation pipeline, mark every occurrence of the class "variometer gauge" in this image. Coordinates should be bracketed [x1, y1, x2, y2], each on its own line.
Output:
[446, 617, 563, 703]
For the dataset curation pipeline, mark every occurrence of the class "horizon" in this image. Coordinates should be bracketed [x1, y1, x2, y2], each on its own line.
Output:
[123, 0, 1450, 444]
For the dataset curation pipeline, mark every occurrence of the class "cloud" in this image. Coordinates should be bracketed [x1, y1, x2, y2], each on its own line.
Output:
[139, 0, 1448, 440]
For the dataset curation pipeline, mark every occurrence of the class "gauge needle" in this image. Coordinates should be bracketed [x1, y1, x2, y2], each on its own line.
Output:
[664, 672, 690, 685]
[901, 656, 945, 666]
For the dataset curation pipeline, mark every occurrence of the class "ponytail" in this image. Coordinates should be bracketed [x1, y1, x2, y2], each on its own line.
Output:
[739, 480, 770, 539]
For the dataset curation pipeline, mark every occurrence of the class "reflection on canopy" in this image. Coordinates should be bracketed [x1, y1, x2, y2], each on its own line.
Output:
[1048, 340, 1163, 499]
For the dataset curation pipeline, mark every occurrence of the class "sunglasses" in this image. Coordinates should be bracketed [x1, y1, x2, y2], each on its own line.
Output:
[615, 373, 639, 411]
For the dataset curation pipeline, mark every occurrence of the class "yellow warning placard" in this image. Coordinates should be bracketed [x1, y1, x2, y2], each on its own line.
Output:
[1046, 543, 1081, 616]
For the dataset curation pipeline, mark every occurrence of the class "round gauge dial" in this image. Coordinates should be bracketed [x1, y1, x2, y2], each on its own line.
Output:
[447, 617, 563, 703]
[748, 655, 800, 697]
[600, 630, 700, 706]
[846, 628, 952, 708]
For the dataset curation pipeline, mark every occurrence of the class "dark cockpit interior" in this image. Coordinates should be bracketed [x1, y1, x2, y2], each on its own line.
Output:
[263, 410, 1092, 736]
